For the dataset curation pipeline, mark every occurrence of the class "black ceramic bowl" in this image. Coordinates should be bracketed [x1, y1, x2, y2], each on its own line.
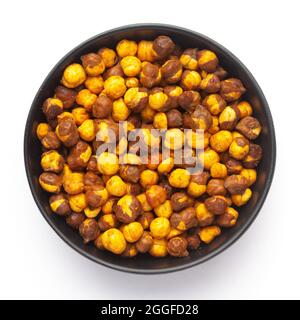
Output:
[24, 24, 276, 274]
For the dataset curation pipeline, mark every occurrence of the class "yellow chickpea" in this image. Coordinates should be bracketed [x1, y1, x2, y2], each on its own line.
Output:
[164, 129, 184, 150]
[153, 112, 168, 129]
[232, 188, 252, 206]
[122, 222, 144, 243]
[63, 172, 84, 195]
[148, 91, 169, 110]
[101, 228, 127, 254]
[210, 130, 233, 153]
[149, 238, 168, 257]
[229, 137, 250, 160]
[84, 207, 101, 218]
[85, 76, 104, 94]
[168, 169, 190, 188]
[116, 39, 138, 57]
[102, 198, 116, 215]
[167, 228, 184, 240]
[36, 123, 51, 140]
[137, 40, 155, 62]
[69, 193, 87, 212]
[154, 200, 173, 218]
[141, 105, 156, 123]
[157, 157, 174, 175]
[150, 217, 171, 239]
[76, 89, 97, 111]
[72, 107, 90, 126]
[236, 101, 253, 118]
[97, 152, 119, 175]
[195, 202, 214, 226]
[78, 119, 96, 141]
[125, 77, 140, 88]
[136, 193, 152, 212]
[140, 169, 159, 188]
[120, 56, 142, 77]
[98, 48, 117, 68]
[202, 149, 220, 170]
[104, 76, 127, 99]
[106, 175, 127, 197]
[210, 162, 227, 178]
[41, 150, 64, 173]
[112, 98, 130, 122]
[240, 168, 257, 186]
[61, 63, 86, 88]
[181, 70, 201, 90]
[186, 130, 210, 150]
[199, 226, 221, 244]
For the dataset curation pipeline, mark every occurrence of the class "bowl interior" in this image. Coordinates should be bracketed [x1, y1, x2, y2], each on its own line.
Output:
[24, 24, 276, 273]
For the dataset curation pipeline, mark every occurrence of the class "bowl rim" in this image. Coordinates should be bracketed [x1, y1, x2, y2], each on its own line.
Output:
[24, 23, 276, 274]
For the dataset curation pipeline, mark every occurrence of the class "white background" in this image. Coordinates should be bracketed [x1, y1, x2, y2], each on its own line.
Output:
[0, 0, 299, 300]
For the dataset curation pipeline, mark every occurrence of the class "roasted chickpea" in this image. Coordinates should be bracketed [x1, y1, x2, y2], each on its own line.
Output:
[181, 70, 201, 90]
[85, 185, 108, 208]
[236, 116, 262, 140]
[161, 59, 182, 84]
[76, 119, 95, 141]
[121, 222, 144, 243]
[185, 106, 212, 131]
[224, 174, 248, 195]
[92, 95, 113, 119]
[98, 48, 117, 68]
[157, 157, 174, 175]
[210, 162, 227, 178]
[195, 202, 214, 227]
[162, 129, 184, 151]
[146, 185, 167, 209]
[152, 35, 175, 60]
[207, 178, 226, 196]
[66, 212, 85, 229]
[101, 228, 126, 254]
[98, 213, 118, 231]
[168, 168, 190, 188]
[125, 77, 140, 88]
[75, 89, 97, 112]
[210, 130, 233, 153]
[236, 101, 253, 118]
[220, 78, 246, 102]
[61, 63, 86, 88]
[120, 56, 142, 77]
[148, 88, 171, 111]
[202, 149, 220, 170]
[165, 109, 182, 128]
[57, 112, 74, 124]
[72, 107, 89, 126]
[137, 40, 155, 62]
[170, 207, 197, 231]
[81, 53, 105, 76]
[167, 236, 188, 257]
[170, 192, 194, 212]
[240, 168, 257, 186]
[220, 152, 243, 174]
[186, 230, 201, 250]
[114, 195, 142, 223]
[97, 152, 119, 175]
[103, 75, 126, 99]
[84, 76, 104, 94]
[49, 193, 70, 216]
[112, 98, 130, 122]
[154, 200, 173, 218]
[79, 218, 100, 244]
[54, 86, 77, 109]
[199, 225, 221, 244]
[136, 231, 153, 253]
[41, 151, 64, 176]
[84, 206, 101, 218]
[116, 39, 137, 57]
[106, 175, 127, 197]
[139, 169, 158, 189]
[152, 112, 167, 129]
[219, 106, 239, 130]
[200, 73, 221, 93]
[137, 212, 154, 230]
[69, 193, 87, 212]
[203, 94, 226, 115]
[229, 136, 250, 160]
[149, 238, 168, 257]
[232, 188, 252, 206]
[36, 123, 51, 141]
[42, 98, 63, 121]
[122, 243, 138, 257]
[102, 198, 117, 215]
[204, 195, 228, 215]
[167, 228, 184, 240]
[187, 172, 209, 197]
[55, 118, 79, 147]
[103, 64, 124, 80]
[178, 90, 200, 112]
[150, 217, 171, 239]
[124, 87, 148, 112]
[197, 50, 218, 72]
[216, 207, 239, 227]
[67, 141, 92, 170]
[140, 62, 161, 88]
[39, 172, 62, 193]
[180, 48, 198, 70]
[63, 172, 84, 195]
[243, 143, 263, 168]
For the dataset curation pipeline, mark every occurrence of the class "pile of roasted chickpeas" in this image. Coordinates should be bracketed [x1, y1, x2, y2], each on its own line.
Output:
[37, 35, 262, 258]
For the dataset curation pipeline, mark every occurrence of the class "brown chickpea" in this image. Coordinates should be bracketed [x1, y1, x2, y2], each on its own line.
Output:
[49, 193, 70, 216]
[229, 136, 250, 160]
[232, 188, 252, 206]
[243, 143, 263, 168]
[103, 64, 124, 80]
[42, 98, 63, 121]
[197, 50, 219, 72]
[54, 86, 77, 109]
[220, 78, 246, 102]
[122, 243, 138, 258]
[236, 116, 262, 140]
[140, 62, 161, 88]
[137, 212, 154, 229]
[207, 178, 226, 196]
[79, 218, 100, 243]
[152, 35, 175, 60]
[180, 48, 198, 70]
[195, 202, 214, 227]
[39, 172, 62, 193]
[224, 174, 248, 195]
[67, 141, 92, 170]
[204, 195, 228, 215]
[161, 59, 182, 84]
[55, 118, 79, 147]
[114, 195, 142, 223]
[187, 172, 209, 197]
[85, 185, 108, 208]
[146, 185, 167, 209]
[81, 53, 105, 76]
[171, 192, 194, 212]
[66, 212, 85, 229]
[136, 231, 153, 253]
[184, 106, 212, 131]
[219, 106, 239, 130]
[200, 73, 221, 93]
[170, 207, 197, 231]
[167, 236, 188, 257]
[124, 87, 148, 112]
[178, 90, 200, 112]
[203, 94, 226, 115]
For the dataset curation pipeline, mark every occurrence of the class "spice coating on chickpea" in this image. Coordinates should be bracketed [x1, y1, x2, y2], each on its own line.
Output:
[37, 35, 263, 258]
